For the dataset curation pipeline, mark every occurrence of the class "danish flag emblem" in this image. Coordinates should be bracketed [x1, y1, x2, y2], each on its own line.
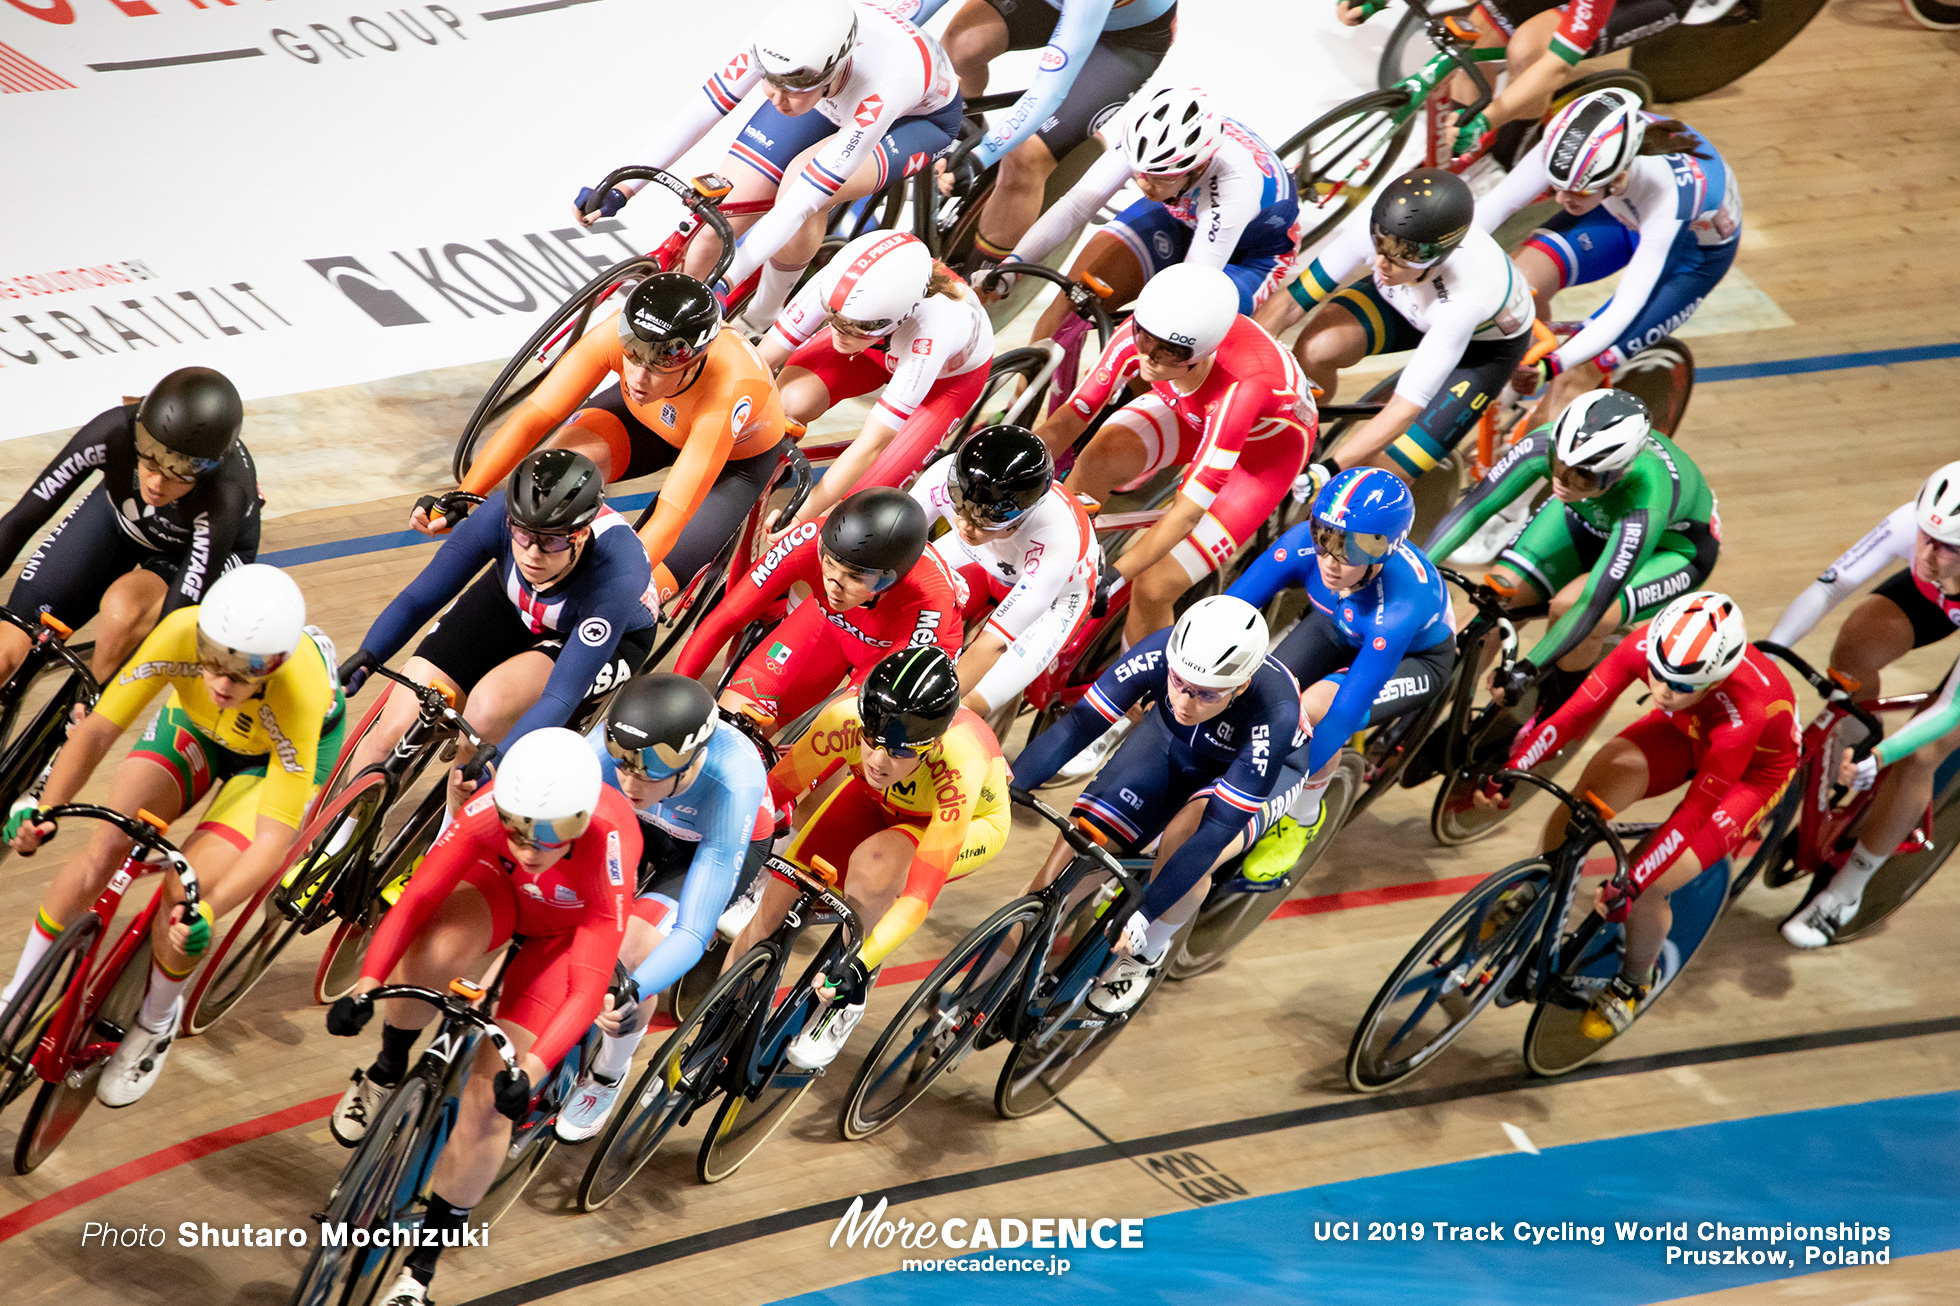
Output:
[854, 95, 882, 128]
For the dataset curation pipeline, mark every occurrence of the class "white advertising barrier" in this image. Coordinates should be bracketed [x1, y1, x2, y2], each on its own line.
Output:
[0, 0, 1381, 443]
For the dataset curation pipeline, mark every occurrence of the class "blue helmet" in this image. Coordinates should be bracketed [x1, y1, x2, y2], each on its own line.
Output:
[1311, 468, 1414, 566]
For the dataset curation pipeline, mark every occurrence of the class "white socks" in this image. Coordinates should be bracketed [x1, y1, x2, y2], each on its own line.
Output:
[592, 1020, 648, 1083]
[1825, 842, 1888, 903]
[1288, 770, 1335, 827]
[139, 960, 189, 1033]
[749, 258, 807, 326]
[2, 920, 59, 1007]
[1139, 916, 1181, 963]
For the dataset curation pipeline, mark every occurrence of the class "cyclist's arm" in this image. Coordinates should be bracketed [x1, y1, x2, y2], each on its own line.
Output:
[629, 54, 764, 187]
[1526, 497, 1665, 671]
[1308, 607, 1424, 775]
[1625, 708, 1769, 893]
[631, 774, 765, 996]
[767, 695, 854, 813]
[507, 583, 652, 748]
[1185, 160, 1261, 274]
[460, 329, 620, 497]
[763, 269, 837, 365]
[1266, 218, 1372, 334]
[1472, 146, 1554, 234]
[858, 786, 973, 969]
[1148, 697, 1303, 918]
[1010, 148, 1130, 267]
[528, 824, 637, 1068]
[358, 504, 502, 662]
[636, 389, 746, 586]
[1010, 637, 1161, 785]
[1765, 503, 1915, 648]
[1424, 430, 1553, 559]
[165, 477, 253, 617]
[253, 660, 333, 831]
[674, 530, 814, 679]
[0, 415, 112, 568]
[1508, 632, 1646, 768]
[1552, 189, 1684, 373]
[971, 0, 1114, 170]
[358, 813, 485, 987]
[1226, 520, 1319, 612]
[1873, 665, 1960, 767]
[1042, 322, 1139, 453]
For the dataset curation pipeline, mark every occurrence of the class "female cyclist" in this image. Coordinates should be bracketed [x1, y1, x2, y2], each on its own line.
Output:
[762, 230, 994, 526]
[1473, 89, 1742, 422]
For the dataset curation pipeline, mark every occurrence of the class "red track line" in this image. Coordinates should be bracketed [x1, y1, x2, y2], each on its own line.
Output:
[0, 873, 1490, 1242]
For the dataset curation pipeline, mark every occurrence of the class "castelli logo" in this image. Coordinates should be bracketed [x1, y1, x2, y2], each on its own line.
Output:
[854, 95, 883, 128]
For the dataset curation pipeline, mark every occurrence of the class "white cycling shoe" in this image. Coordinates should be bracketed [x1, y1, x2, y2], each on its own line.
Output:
[717, 876, 766, 941]
[784, 1000, 866, 1071]
[97, 996, 180, 1108]
[331, 1067, 390, 1147]
[1087, 954, 1162, 1016]
[554, 1071, 624, 1143]
[1782, 892, 1859, 949]
[380, 1268, 430, 1306]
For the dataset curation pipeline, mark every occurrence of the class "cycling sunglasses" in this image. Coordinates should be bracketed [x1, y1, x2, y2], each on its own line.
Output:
[510, 524, 582, 554]
[818, 548, 900, 593]
[1132, 325, 1195, 367]
[1549, 456, 1617, 494]
[1370, 231, 1447, 270]
[761, 64, 837, 93]
[826, 311, 899, 340]
[498, 818, 574, 853]
[620, 333, 706, 373]
[1310, 520, 1394, 567]
[1166, 669, 1229, 705]
[604, 733, 703, 782]
[1653, 673, 1701, 696]
[948, 482, 1030, 532]
[134, 420, 223, 483]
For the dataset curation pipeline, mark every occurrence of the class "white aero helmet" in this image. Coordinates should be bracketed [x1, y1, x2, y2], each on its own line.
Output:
[1550, 389, 1652, 489]
[1122, 86, 1224, 176]
[1915, 461, 1960, 546]
[1131, 263, 1240, 362]
[753, 0, 858, 91]
[1646, 591, 1748, 689]
[1543, 88, 1647, 193]
[1167, 595, 1269, 690]
[493, 727, 603, 849]
[825, 230, 934, 337]
[197, 563, 306, 680]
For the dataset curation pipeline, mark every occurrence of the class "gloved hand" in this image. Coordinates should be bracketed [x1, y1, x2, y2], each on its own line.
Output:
[5, 797, 45, 845]
[1492, 658, 1538, 706]
[818, 954, 872, 1006]
[1291, 458, 1341, 506]
[941, 145, 985, 200]
[176, 900, 216, 958]
[338, 648, 380, 696]
[412, 489, 481, 535]
[1597, 879, 1636, 924]
[493, 1067, 533, 1121]
[1453, 111, 1492, 158]
[1113, 908, 1150, 959]
[1845, 750, 1879, 793]
[1513, 356, 1560, 396]
[457, 743, 500, 788]
[575, 185, 628, 220]
[1090, 567, 1124, 620]
[327, 991, 375, 1037]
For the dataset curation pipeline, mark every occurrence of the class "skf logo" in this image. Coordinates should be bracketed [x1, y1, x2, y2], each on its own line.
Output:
[854, 95, 883, 128]
[750, 520, 821, 586]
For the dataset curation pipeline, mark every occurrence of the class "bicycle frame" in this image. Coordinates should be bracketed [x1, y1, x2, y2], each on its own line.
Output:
[0, 608, 100, 806]
[724, 857, 861, 1099]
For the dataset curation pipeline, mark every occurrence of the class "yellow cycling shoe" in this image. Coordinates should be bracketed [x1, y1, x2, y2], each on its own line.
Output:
[1242, 806, 1329, 885]
[378, 851, 425, 908]
[1579, 974, 1650, 1040]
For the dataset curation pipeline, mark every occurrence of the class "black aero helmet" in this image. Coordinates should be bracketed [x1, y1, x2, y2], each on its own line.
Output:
[1370, 167, 1475, 268]
[605, 672, 717, 781]
[618, 272, 723, 372]
[858, 647, 960, 756]
[506, 448, 604, 535]
[951, 425, 1052, 528]
[820, 487, 928, 592]
[135, 366, 243, 479]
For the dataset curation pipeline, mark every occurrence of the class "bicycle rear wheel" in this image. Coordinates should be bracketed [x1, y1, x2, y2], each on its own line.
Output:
[0, 913, 99, 1114]
[1834, 762, 1960, 943]
[0, 669, 89, 818]
[1280, 89, 1417, 252]
[1630, 0, 1826, 101]
[840, 897, 1044, 1141]
[1431, 691, 1574, 847]
[1346, 859, 1551, 1092]
[1610, 336, 1695, 439]
[14, 937, 150, 1174]
[578, 943, 774, 1210]
[1377, 3, 1481, 88]
[316, 787, 444, 1006]
[288, 1075, 434, 1306]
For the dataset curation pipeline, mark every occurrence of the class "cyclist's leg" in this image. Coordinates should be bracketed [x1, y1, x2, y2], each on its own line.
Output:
[854, 365, 993, 495]
[461, 618, 659, 761]
[2, 488, 145, 684]
[548, 384, 663, 484]
[1384, 333, 1534, 482]
[717, 602, 856, 731]
[687, 101, 830, 281]
[1538, 710, 1679, 853]
[1446, 4, 1519, 108]
[88, 566, 169, 682]
[1061, 392, 1175, 503]
[777, 335, 891, 425]
[1624, 768, 1785, 979]
[1030, 217, 1158, 345]
[941, 0, 1013, 96]
[963, 583, 1092, 715]
[1291, 292, 1380, 401]
[1830, 572, 1940, 703]
[661, 438, 793, 594]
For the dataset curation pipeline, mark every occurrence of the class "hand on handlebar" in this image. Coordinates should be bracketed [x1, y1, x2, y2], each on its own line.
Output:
[338, 648, 380, 696]
[5, 798, 54, 854]
[411, 490, 481, 537]
[1490, 658, 1538, 707]
[936, 147, 983, 200]
[327, 990, 376, 1037]
[974, 263, 1019, 304]
[1594, 878, 1636, 924]
[1452, 110, 1493, 159]
[1334, 0, 1380, 24]
[170, 900, 217, 959]
[1111, 908, 1150, 959]
[1470, 775, 1513, 811]
[816, 953, 872, 1006]
[573, 185, 628, 228]
[493, 1067, 533, 1121]
[1839, 746, 1879, 792]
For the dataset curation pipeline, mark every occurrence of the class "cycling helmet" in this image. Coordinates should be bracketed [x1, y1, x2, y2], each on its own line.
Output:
[1122, 86, 1224, 177]
[1646, 591, 1748, 689]
[1550, 389, 1651, 490]
[506, 448, 604, 536]
[753, 0, 857, 91]
[951, 425, 1052, 528]
[858, 647, 960, 756]
[1544, 88, 1647, 194]
[605, 673, 718, 781]
[825, 230, 934, 337]
[1166, 595, 1268, 690]
[493, 727, 603, 848]
[197, 563, 306, 680]
[1131, 263, 1240, 362]
[135, 366, 242, 480]
[1915, 461, 1960, 546]
[1311, 467, 1414, 566]
[1370, 167, 1475, 267]
[619, 273, 722, 372]
[820, 487, 929, 591]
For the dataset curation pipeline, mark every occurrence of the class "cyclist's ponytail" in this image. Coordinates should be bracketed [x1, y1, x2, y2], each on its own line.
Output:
[928, 261, 963, 300]
[1636, 118, 1712, 162]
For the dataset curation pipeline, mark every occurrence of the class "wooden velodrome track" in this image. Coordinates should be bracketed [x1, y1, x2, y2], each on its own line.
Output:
[3, 9, 1959, 1305]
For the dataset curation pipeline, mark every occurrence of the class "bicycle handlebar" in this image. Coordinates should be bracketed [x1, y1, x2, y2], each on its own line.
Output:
[1754, 641, 1882, 756]
[371, 665, 483, 754]
[1401, 0, 1499, 122]
[979, 262, 1115, 340]
[584, 166, 739, 288]
[0, 606, 101, 698]
[716, 703, 780, 768]
[1491, 769, 1631, 882]
[362, 983, 519, 1074]
[1008, 786, 1143, 896]
[42, 803, 199, 912]
[764, 853, 862, 943]
[1439, 568, 1551, 624]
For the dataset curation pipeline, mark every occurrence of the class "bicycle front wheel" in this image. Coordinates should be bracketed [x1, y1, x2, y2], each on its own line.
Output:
[14, 936, 150, 1174]
[1280, 89, 1417, 252]
[577, 943, 775, 1211]
[840, 896, 1044, 1141]
[0, 913, 99, 1114]
[1836, 760, 1960, 943]
[1346, 859, 1551, 1092]
[289, 1075, 435, 1306]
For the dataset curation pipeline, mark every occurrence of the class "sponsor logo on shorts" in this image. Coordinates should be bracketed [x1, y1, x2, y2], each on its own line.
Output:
[1630, 826, 1684, 888]
[1629, 569, 1695, 612]
[1374, 673, 1432, 704]
[1151, 231, 1175, 262]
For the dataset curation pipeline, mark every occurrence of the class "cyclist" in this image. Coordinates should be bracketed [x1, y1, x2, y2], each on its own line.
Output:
[325, 729, 638, 1306]
[1255, 166, 1536, 486]
[674, 487, 965, 733]
[337, 450, 658, 793]
[912, 425, 1097, 715]
[910, 0, 1177, 270]
[1492, 592, 1797, 1038]
[738, 646, 1008, 1069]
[1039, 263, 1315, 654]
[553, 674, 773, 1140]
[760, 230, 994, 526]
[432, 274, 787, 605]
[1473, 90, 1741, 420]
[991, 87, 1302, 345]
[1772, 464, 1960, 947]
[589, 0, 962, 325]
[1230, 470, 1455, 879]
[2, 565, 342, 1107]
[1011, 596, 1311, 1011]
[0, 366, 261, 687]
[1426, 389, 1720, 725]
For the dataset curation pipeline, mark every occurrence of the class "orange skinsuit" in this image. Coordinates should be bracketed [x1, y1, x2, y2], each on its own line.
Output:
[767, 699, 1011, 969]
[461, 317, 785, 595]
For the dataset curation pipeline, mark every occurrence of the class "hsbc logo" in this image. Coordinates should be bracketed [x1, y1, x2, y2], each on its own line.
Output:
[854, 95, 883, 128]
[723, 52, 750, 82]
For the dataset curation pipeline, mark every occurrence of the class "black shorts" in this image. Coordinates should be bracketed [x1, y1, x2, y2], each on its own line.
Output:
[1274, 607, 1457, 726]
[8, 486, 258, 628]
[637, 828, 771, 906]
[1873, 569, 1960, 649]
[983, 0, 1175, 158]
[1478, 0, 1694, 56]
[413, 569, 658, 701]
[579, 383, 788, 586]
